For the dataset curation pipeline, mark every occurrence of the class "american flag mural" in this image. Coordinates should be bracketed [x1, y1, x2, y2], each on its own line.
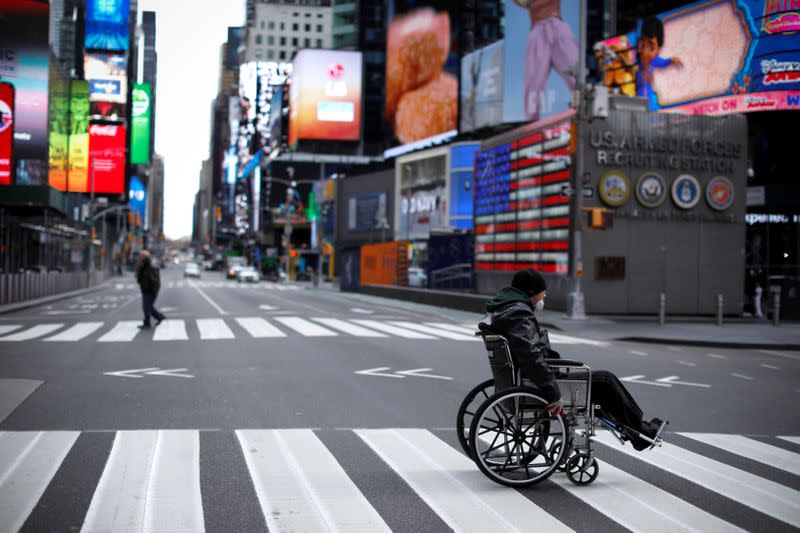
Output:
[474, 119, 572, 274]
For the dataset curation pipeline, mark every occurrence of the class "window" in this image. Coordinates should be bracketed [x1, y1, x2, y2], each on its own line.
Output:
[260, 21, 264, 29]
[595, 257, 626, 281]
[280, 50, 286, 59]
[317, 24, 323, 32]
[305, 24, 310, 32]
[292, 37, 298, 46]
[316, 39, 322, 47]
[280, 22, 285, 30]
[317, 13, 323, 18]
[268, 35, 274, 45]
[268, 21, 274, 30]
[267, 49, 274, 59]
[304, 37, 310, 47]
[280, 36, 286, 45]
[293, 12, 298, 17]
[255, 34, 262, 44]
[292, 23, 298, 31]
[255, 50, 262, 59]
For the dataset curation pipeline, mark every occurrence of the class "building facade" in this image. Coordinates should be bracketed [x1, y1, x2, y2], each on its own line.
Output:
[244, 1, 333, 62]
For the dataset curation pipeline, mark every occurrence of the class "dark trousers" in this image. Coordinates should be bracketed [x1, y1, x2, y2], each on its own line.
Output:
[142, 292, 164, 326]
[591, 370, 645, 433]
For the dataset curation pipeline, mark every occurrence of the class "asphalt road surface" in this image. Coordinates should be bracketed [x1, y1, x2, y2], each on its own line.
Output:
[1, 267, 798, 532]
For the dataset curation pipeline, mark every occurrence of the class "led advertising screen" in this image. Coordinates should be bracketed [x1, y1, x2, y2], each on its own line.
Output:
[68, 80, 90, 192]
[87, 123, 126, 194]
[594, 0, 800, 114]
[503, 0, 580, 124]
[131, 82, 151, 164]
[384, 2, 459, 153]
[0, 0, 50, 182]
[48, 72, 70, 191]
[288, 49, 362, 147]
[0, 82, 13, 185]
[460, 40, 504, 133]
[85, 0, 130, 51]
[85, 52, 128, 104]
[128, 176, 146, 220]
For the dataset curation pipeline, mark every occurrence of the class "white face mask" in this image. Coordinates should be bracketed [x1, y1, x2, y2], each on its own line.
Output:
[534, 299, 545, 313]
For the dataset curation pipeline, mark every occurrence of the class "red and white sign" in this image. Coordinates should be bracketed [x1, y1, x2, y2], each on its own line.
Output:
[0, 83, 14, 185]
[88, 123, 126, 194]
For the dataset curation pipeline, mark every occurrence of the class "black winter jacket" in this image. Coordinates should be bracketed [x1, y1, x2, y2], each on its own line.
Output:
[136, 259, 160, 294]
[479, 287, 560, 402]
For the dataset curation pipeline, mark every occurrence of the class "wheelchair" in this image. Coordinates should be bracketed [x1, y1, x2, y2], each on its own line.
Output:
[456, 331, 665, 488]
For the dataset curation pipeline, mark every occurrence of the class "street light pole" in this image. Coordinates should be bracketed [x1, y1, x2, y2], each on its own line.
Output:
[88, 159, 96, 278]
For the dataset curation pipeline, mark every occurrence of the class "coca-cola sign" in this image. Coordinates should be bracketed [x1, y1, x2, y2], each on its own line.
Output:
[88, 124, 126, 194]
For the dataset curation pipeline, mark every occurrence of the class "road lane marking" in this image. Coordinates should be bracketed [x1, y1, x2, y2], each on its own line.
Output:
[388, 322, 479, 341]
[0, 324, 64, 341]
[552, 457, 743, 533]
[680, 433, 800, 476]
[351, 320, 436, 339]
[424, 322, 478, 336]
[708, 353, 728, 359]
[677, 360, 697, 367]
[189, 281, 228, 315]
[43, 322, 104, 342]
[760, 364, 780, 370]
[97, 321, 141, 342]
[0, 325, 22, 336]
[258, 304, 276, 311]
[273, 317, 338, 337]
[152, 320, 188, 341]
[731, 373, 754, 381]
[619, 375, 672, 387]
[655, 376, 711, 388]
[667, 346, 683, 352]
[197, 318, 235, 340]
[549, 333, 609, 347]
[236, 429, 390, 532]
[759, 350, 800, 362]
[0, 431, 79, 532]
[350, 308, 374, 314]
[592, 432, 800, 528]
[629, 350, 648, 356]
[235, 317, 287, 338]
[779, 436, 800, 446]
[311, 318, 387, 337]
[356, 428, 571, 532]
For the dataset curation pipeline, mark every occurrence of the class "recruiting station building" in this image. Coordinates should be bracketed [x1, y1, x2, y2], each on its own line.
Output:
[475, 98, 748, 315]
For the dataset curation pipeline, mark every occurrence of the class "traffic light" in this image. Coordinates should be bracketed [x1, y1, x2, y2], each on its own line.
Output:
[583, 207, 614, 230]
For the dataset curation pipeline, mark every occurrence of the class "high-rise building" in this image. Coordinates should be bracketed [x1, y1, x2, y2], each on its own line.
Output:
[244, 1, 334, 62]
[141, 11, 158, 156]
[148, 154, 165, 238]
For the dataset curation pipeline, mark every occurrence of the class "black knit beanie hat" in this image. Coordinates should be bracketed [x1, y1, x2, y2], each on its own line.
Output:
[511, 268, 547, 297]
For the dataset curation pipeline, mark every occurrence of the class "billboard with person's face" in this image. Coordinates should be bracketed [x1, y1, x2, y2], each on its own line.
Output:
[594, 0, 800, 113]
[68, 80, 90, 192]
[289, 49, 362, 147]
[0, 0, 50, 183]
[503, 0, 580, 124]
[85, 0, 130, 51]
[87, 123, 126, 194]
[384, 2, 459, 155]
[48, 70, 70, 191]
[85, 53, 128, 104]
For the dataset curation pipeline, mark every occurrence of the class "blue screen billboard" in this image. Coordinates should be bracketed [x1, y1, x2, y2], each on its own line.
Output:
[129, 176, 146, 220]
[85, 0, 130, 51]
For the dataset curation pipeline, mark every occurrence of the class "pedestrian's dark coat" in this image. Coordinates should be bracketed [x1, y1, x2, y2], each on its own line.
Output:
[136, 258, 161, 295]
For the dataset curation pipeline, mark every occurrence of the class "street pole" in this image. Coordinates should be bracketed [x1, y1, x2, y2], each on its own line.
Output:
[283, 166, 294, 282]
[567, 0, 588, 320]
[88, 159, 96, 278]
[314, 162, 324, 287]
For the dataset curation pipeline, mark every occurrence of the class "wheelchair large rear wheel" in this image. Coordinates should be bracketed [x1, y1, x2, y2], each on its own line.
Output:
[468, 387, 566, 487]
[456, 379, 495, 458]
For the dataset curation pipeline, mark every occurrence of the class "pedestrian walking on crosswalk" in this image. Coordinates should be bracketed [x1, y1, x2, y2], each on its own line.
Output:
[135, 250, 165, 330]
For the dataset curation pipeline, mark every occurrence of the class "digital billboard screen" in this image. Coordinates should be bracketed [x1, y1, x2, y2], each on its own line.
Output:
[384, 3, 459, 152]
[85, 0, 130, 51]
[129, 176, 146, 220]
[67, 80, 90, 192]
[289, 49, 362, 147]
[0, 0, 50, 182]
[502, 0, 580, 124]
[87, 123, 126, 194]
[460, 40, 504, 133]
[594, 0, 800, 114]
[48, 71, 70, 191]
[85, 52, 128, 104]
[131, 82, 151, 164]
[0, 82, 13, 185]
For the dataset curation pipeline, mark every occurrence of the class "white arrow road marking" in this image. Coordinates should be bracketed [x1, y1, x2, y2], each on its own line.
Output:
[655, 376, 711, 388]
[395, 368, 452, 380]
[104, 367, 194, 379]
[619, 375, 672, 388]
[354, 367, 404, 378]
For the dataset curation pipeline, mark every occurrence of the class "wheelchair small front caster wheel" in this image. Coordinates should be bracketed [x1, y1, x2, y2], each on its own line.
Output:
[565, 453, 599, 486]
[548, 442, 573, 472]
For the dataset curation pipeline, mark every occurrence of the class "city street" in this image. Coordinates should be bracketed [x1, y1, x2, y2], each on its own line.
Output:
[1, 267, 799, 531]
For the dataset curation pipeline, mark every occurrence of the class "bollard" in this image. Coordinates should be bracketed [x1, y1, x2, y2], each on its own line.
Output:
[716, 294, 723, 326]
[658, 293, 666, 326]
[773, 292, 781, 327]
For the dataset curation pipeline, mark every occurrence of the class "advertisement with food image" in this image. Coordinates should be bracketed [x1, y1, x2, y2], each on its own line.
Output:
[385, 1, 459, 148]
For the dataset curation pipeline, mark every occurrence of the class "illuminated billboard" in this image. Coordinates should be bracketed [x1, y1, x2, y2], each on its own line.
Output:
[87, 123, 126, 194]
[503, 0, 579, 124]
[131, 83, 151, 164]
[67, 80, 90, 192]
[0, 82, 13, 185]
[85, 53, 128, 104]
[460, 40, 504, 133]
[48, 73, 70, 191]
[595, 0, 800, 114]
[129, 176, 146, 220]
[289, 49, 362, 147]
[384, 3, 459, 152]
[0, 0, 50, 184]
[85, 0, 130, 51]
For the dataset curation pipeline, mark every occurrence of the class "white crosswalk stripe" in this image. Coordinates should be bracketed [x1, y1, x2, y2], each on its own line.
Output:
[0, 324, 64, 341]
[43, 322, 104, 342]
[0, 429, 798, 532]
[97, 320, 141, 342]
[779, 436, 800, 446]
[197, 318, 235, 340]
[235, 317, 287, 338]
[679, 432, 800, 476]
[0, 325, 22, 336]
[311, 318, 388, 337]
[152, 319, 188, 341]
[351, 319, 437, 339]
[389, 321, 480, 341]
[273, 317, 338, 337]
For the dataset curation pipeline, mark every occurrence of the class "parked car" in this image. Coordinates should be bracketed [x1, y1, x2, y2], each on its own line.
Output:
[408, 267, 427, 288]
[237, 266, 260, 283]
[184, 262, 201, 278]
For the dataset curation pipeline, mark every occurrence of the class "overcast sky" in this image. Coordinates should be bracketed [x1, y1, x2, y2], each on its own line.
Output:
[138, 0, 244, 239]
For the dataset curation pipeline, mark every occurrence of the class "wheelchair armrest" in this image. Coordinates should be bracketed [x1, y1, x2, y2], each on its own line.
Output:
[545, 358, 585, 367]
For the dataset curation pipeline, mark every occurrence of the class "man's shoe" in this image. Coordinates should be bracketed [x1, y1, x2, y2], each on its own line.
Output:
[138, 324, 151, 329]
[155, 317, 164, 326]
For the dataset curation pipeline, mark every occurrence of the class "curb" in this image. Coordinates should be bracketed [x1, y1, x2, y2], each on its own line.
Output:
[615, 336, 800, 351]
[0, 282, 112, 315]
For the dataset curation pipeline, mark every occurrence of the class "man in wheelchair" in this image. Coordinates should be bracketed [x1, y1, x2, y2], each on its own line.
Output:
[479, 268, 667, 451]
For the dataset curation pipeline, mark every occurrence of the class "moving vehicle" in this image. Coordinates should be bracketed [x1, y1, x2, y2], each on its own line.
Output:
[226, 257, 247, 279]
[184, 262, 201, 278]
[408, 267, 428, 288]
[237, 266, 260, 283]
